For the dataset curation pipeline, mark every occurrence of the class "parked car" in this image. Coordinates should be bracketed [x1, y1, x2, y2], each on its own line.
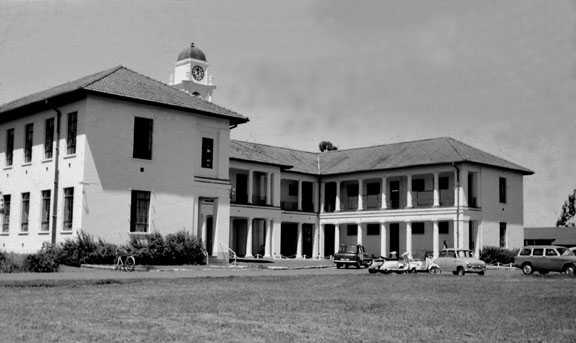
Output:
[368, 252, 435, 274]
[431, 249, 486, 276]
[334, 244, 372, 269]
[514, 245, 576, 276]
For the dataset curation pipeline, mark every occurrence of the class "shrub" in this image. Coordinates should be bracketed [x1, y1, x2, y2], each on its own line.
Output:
[127, 231, 205, 265]
[479, 246, 518, 265]
[57, 231, 118, 266]
[24, 243, 60, 272]
[0, 252, 26, 273]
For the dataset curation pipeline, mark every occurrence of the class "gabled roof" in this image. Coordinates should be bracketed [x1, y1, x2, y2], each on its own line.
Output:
[0, 66, 248, 124]
[230, 137, 534, 175]
[524, 227, 576, 246]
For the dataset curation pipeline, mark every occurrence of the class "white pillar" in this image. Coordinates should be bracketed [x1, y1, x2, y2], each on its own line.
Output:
[460, 168, 468, 207]
[475, 221, 482, 258]
[357, 180, 363, 210]
[453, 219, 459, 250]
[453, 171, 459, 207]
[246, 217, 253, 257]
[406, 221, 412, 255]
[296, 223, 303, 258]
[272, 220, 282, 258]
[320, 182, 325, 213]
[211, 197, 230, 260]
[406, 175, 413, 208]
[247, 170, 254, 204]
[312, 224, 319, 258]
[433, 221, 439, 258]
[460, 220, 468, 250]
[357, 223, 363, 245]
[265, 219, 272, 257]
[334, 224, 341, 253]
[297, 181, 302, 211]
[381, 177, 387, 209]
[335, 181, 341, 211]
[201, 215, 208, 249]
[266, 173, 272, 206]
[380, 222, 388, 257]
[433, 172, 440, 207]
[319, 224, 325, 258]
[273, 173, 281, 207]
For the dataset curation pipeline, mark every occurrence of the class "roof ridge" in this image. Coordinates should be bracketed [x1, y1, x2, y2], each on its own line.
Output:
[320, 137, 449, 154]
[444, 137, 467, 161]
[79, 65, 125, 89]
[232, 139, 319, 156]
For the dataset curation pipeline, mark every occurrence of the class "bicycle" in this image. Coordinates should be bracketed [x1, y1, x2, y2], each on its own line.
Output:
[114, 252, 136, 272]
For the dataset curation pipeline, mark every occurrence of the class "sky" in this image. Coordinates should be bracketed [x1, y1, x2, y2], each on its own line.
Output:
[0, 0, 575, 227]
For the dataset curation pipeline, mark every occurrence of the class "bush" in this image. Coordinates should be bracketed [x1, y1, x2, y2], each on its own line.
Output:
[0, 252, 27, 273]
[57, 231, 118, 266]
[127, 231, 205, 265]
[480, 246, 518, 265]
[24, 243, 60, 272]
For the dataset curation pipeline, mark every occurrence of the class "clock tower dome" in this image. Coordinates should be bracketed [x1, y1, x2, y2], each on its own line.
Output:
[169, 42, 216, 101]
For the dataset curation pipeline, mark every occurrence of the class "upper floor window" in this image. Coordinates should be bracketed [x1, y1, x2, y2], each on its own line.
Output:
[133, 117, 153, 160]
[5, 128, 14, 166]
[499, 177, 507, 203]
[67, 112, 77, 155]
[439, 176, 450, 190]
[2, 194, 10, 233]
[412, 178, 426, 192]
[24, 123, 33, 163]
[201, 137, 214, 169]
[63, 187, 74, 231]
[45, 118, 54, 159]
[130, 190, 150, 232]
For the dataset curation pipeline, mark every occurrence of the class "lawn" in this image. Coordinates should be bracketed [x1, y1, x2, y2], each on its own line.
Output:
[0, 271, 575, 343]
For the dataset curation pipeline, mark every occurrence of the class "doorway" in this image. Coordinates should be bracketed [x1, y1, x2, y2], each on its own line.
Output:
[389, 223, 400, 255]
[324, 224, 335, 257]
[389, 181, 400, 209]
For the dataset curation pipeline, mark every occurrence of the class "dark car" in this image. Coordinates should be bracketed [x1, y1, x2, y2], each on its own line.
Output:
[334, 244, 372, 269]
[514, 245, 576, 276]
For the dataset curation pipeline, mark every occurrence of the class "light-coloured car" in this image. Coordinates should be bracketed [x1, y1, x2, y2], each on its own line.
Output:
[514, 246, 576, 276]
[431, 249, 486, 276]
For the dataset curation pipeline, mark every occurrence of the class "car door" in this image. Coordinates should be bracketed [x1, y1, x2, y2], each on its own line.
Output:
[531, 248, 545, 270]
[543, 248, 560, 271]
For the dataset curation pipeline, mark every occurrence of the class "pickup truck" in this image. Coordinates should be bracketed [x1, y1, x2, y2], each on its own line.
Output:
[334, 244, 372, 269]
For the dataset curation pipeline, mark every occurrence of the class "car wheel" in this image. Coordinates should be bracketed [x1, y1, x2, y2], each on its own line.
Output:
[563, 264, 575, 276]
[478, 271, 485, 276]
[344, 264, 349, 269]
[368, 268, 377, 274]
[456, 267, 465, 276]
[429, 267, 441, 274]
[521, 263, 533, 275]
[336, 263, 342, 269]
[355, 263, 361, 269]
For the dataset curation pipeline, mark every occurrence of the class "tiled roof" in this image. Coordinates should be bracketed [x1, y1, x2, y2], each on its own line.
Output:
[524, 227, 576, 246]
[230, 137, 534, 175]
[0, 66, 248, 124]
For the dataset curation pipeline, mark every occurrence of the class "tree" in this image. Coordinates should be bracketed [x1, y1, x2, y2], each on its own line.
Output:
[318, 141, 338, 152]
[556, 189, 576, 227]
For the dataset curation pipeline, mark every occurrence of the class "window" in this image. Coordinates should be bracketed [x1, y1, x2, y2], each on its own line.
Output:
[288, 182, 298, 196]
[2, 194, 10, 233]
[5, 128, 14, 166]
[366, 182, 380, 196]
[41, 190, 51, 232]
[412, 222, 425, 234]
[67, 112, 77, 155]
[499, 222, 507, 248]
[367, 224, 379, 235]
[346, 224, 357, 236]
[45, 118, 54, 159]
[21, 192, 30, 232]
[201, 137, 214, 169]
[24, 123, 33, 163]
[130, 190, 151, 232]
[63, 187, 74, 231]
[519, 248, 531, 256]
[439, 221, 449, 234]
[412, 178, 425, 192]
[439, 176, 450, 190]
[346, 183, 359, 197]
[132, 117, 153, 159]
[499, 177, 507, 203]
[532, 248, 544, 256]
[545, 249, 558, 257]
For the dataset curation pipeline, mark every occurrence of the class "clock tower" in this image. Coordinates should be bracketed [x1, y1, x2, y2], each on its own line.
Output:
[169, 43, 216, 101]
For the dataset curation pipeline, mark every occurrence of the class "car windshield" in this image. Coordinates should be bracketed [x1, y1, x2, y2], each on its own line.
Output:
[561, 248, 574, 256]
[338, 245, 357, 254]
[457, 250, 472, 258]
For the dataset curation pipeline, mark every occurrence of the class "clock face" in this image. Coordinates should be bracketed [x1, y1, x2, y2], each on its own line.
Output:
[191, 65, 205, 81]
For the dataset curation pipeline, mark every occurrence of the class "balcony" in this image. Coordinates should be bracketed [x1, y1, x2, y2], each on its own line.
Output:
[412, 191, 434, 208]
[342, 197, 358, 211]
[252, 194, 267, 206]
[365, 194, 381, 210]
[281, 201, 298, 211]
[439, 190, 454, 207]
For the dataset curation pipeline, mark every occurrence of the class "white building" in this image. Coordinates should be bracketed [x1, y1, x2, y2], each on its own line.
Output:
[0, 44, 533, 259]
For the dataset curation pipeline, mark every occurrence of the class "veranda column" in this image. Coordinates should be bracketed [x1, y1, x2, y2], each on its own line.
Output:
[433, 172, 440, 207]
[381, 177, 387, 209]
[247, 170, 254, 204]
[320, 182, 326, 213]
[200, 214, 208, 249]
[296, 223, 303, 258]
[406, 221, 413, 255]
[264, 219, 272, 257]
[406, 174, 413, 208]
[357, 222, 363, 245]
[297, 181, 303, 211]
[319, 224, 325, 258]
[272, 220, 282, 258]
[266, 173, 272, 205]
[460, 220, 468, 250]
[460, 168, 468, 207]
[453, 171, 459, 207]
[357, 180, 364, 210]
[335, 181, 341, 211]
[433, 221, 439, 258]
[334, 224, 341, 253]
[453, 219, 459, 250]
[380, 222, 388, 257]
[312, 224, 319, 258]
[245, 217, 253, 257]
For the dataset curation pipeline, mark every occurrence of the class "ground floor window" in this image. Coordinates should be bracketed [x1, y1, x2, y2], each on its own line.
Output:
[412, 222, 425, 234]
[439, 221, 449, 234]
[130, 190, 150, 232]
[499, 222, 507, 248]
[366, 224, 379, 235]
[63, 187, 74, 231]
[346, 224, 357, 236]
[41, 190, 51, 232]
[21, 192, 30, 233]
[2, 194, 10, 233]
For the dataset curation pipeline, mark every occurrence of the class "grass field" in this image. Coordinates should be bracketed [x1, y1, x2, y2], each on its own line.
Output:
[0, 270, 575, 343]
